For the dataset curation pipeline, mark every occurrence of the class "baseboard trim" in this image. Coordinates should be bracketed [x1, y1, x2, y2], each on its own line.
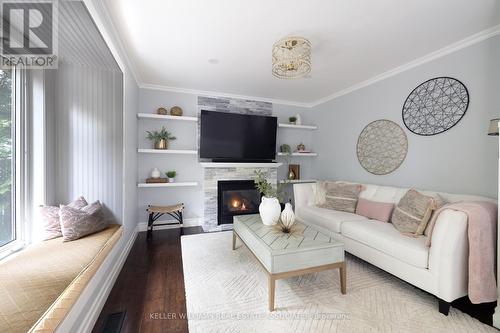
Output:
[57, 229, 138, 333]
[136, 218, 201, 232]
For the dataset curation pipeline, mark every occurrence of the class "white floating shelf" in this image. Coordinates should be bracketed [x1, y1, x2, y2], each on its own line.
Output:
[277, 152, 318, 157]
[279, 179, 317, 184]
[278, 123, 318, 130]
[138, 149, 198, 155]
[138, 182, 198, 188]
[137, 113, 198, 122]
[200, 162, 282, 168]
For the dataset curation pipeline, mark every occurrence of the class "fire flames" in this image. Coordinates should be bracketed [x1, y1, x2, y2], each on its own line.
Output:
[231, 198, 248, 211]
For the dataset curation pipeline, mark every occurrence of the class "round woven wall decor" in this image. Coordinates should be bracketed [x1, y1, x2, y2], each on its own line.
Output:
[402, 77, 469, 136]
[357, 120, 408, 175]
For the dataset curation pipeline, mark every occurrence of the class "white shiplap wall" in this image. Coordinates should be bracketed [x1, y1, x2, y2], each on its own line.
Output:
[54, 64, 123, 220]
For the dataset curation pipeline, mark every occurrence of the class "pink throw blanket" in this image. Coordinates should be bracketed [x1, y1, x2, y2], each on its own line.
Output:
[426, 201, 497, 304]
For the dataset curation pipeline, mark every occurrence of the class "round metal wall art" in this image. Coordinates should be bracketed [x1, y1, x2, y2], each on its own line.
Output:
[402, 77, 469, 136]
[357, 120, 408, 175]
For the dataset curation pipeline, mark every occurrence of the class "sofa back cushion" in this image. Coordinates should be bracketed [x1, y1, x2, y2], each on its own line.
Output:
[424, 194, 447, 236]
[359, 184, 408, 204]
[356, 198, 394, 222]
[391, 189, 435, 236]
[359, 183, 494, 205]
[319, 182, 362, 213]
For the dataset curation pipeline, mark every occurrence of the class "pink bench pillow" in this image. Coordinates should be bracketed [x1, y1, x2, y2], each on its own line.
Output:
[356, 198, 394, 222]
[39, 196, 88, 240]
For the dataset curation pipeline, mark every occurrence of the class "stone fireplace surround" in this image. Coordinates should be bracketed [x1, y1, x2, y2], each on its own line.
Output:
[202, 166, 277, 232]
[198, 96, 278, 232]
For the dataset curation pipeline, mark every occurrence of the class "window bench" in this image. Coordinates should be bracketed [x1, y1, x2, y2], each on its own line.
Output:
[0, 224, 122, 333]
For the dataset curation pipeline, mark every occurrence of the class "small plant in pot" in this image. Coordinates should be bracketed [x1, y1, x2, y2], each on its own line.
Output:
[254, 170, 284, 226]
[288, 116, 297, 125]
[166, 170, 177, 183]
[146, 126, 176, 149]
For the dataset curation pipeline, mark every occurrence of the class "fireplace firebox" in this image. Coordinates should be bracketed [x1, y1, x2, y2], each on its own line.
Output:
[217, 180, 261, 225]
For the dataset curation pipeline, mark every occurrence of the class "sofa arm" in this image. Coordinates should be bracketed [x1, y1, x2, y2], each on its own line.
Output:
[293, 183, 317, 209]
[428, 210, 469, 302]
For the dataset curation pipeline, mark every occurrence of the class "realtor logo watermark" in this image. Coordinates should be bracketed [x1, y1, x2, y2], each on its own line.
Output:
[0, 0, 58, 68]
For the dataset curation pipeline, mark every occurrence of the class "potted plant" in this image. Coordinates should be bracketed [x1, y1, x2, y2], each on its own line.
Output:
[288, 116, 297, 125]
[146, 126, 176, 149]
[254, 170, 284, 226]
[166, 170, 177, 183]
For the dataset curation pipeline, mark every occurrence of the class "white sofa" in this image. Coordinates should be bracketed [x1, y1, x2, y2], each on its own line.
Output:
[293, 181, 496, 314]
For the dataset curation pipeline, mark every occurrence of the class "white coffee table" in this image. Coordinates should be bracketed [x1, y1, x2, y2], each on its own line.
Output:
[233, 214, 346, 311]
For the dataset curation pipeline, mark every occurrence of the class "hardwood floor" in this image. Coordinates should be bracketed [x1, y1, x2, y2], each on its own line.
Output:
[93, 226, 495, 332]
[92, 227, 203, 333]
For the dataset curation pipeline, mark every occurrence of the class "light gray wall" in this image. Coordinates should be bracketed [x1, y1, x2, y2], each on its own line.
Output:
[311, 35, 500, 198]
[137, 89, 314, 224]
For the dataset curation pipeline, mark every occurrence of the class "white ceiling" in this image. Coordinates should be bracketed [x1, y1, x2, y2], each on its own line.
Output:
[103, 0, 500, 106]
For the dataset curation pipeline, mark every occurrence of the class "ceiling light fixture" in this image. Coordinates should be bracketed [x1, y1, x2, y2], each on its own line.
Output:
[272, 36, 311, 79]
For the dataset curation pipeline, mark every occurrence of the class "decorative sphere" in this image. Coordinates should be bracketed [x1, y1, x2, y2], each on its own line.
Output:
[170, 106, 183, 116]
[157, 107, 168, 115]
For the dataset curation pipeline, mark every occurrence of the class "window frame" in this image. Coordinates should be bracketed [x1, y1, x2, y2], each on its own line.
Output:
[0, 67, 27, 258]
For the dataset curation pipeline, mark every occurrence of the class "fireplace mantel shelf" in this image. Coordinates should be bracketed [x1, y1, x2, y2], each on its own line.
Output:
[200, 162, 282, 168]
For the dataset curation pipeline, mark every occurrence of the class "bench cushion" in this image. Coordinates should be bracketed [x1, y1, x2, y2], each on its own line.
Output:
[0, 224, 122, 333]
[296, 205, 368, 233]
[341, 220, 429, 269]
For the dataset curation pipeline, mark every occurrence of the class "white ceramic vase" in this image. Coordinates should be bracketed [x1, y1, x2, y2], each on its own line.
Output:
[151, 168, 161, 178]
[295, 114, 302, 125]
[168, 177, 175, 183]
[259, 196, 281, 226]
[280, 203, 296, 228]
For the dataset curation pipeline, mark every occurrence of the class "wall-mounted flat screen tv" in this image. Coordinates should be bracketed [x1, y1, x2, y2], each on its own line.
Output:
[200, 110, 277, 162]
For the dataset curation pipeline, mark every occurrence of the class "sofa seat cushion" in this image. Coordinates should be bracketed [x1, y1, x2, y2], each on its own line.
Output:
[341, 220, 429, 269]
[296, 205, 368, 233]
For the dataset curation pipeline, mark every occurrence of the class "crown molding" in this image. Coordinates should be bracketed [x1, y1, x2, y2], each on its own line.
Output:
[85, 0, 141, 84]
[138, 83, 312, 108]
[309, 24, 500, 107]
[138, 24, 500, 109]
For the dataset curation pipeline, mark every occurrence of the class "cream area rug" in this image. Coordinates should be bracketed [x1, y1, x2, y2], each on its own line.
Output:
[181, 231, 495, 333]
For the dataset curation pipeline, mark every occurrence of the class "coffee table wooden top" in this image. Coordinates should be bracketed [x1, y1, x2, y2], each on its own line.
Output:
[233, 214, 344, 274]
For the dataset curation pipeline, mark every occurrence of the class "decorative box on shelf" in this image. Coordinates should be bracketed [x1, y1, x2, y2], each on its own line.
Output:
[145, 177, 168, 183]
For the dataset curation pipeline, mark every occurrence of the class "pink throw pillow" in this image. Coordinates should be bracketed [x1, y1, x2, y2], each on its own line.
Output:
[60, 201, 107, 241]
[40, 196, 88, 240]
[39, 206, 61, 240]
[356, 198, 394, 222]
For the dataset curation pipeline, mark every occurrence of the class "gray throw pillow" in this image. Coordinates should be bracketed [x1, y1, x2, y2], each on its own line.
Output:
[320, 182, 362, 213]
[391, 189, 435, 236]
